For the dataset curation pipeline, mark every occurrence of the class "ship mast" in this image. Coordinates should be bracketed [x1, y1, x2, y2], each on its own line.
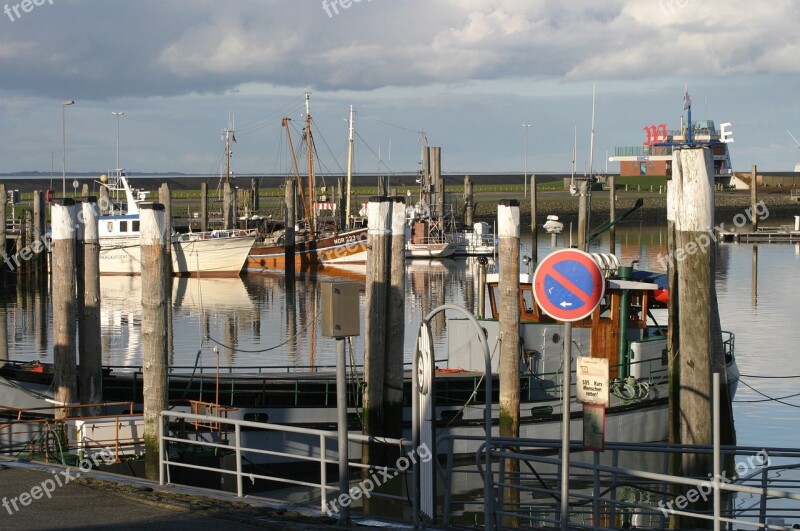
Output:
[305, 91, 316, 234]
[345, 105, 355, 230]
[222, 114, 235, 185]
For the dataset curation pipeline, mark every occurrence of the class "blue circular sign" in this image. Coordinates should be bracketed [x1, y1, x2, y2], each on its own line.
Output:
[532, 249, 605, 322]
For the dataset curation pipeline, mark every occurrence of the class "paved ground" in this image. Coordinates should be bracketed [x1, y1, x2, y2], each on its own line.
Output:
[0, 459, 403, 530]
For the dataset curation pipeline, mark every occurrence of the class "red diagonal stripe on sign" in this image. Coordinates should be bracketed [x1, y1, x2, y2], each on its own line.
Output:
[545, 264, 593, 307]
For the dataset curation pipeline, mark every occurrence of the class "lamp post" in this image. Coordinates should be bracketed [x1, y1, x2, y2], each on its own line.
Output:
[112, 111, 124, 176]
[62, 100, 75, 197]
[522, 123, 531, 198]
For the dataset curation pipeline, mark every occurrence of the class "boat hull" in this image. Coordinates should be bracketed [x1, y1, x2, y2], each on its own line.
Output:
[405, 242, 456, 258]
[247, 227, 369, 271]
[99, 235, 255, 277]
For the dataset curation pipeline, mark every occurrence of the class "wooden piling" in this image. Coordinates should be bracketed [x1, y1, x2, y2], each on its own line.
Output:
[285, 178, 296, 279]
[223, 180, 234, 230]
[200, 182, 208, 232]
[99, 184, 111, 216]
[140, 203, 169, 480]
[498, 199, 521, 525]
[51, 199, 77, 419]
[363, 197, 391, 467]
[750, 165, 758, 231]
[530, 174, 538, 263]
[432, 147, 444, 218]
[577, 179, 588, 250]
[464, 175, 474, 227]
[0, 183, 5, 285]
[251, 177, 260, 213]
[608, 175, 616, 255]
[670, 147, 735, 483]
[384, 197, 406, 447]
[159, 183, 172, 262]
[78, 198, 102, 414]
[32, 191, 46, 279]
[421, 147, 431, 207]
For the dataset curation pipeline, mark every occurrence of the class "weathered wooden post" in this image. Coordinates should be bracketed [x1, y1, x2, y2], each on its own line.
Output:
[530, 174, 538, 263]
[608, 175, 616, 255]
[99, 184, 110, 215]
[140, 203, 169, 480]
[577, 179, 589, 250]
[0, 183, 6, 285]
[251, 177, 260, 213]
[363, 196, 390, 467]
[750, 165, 758, 231]
[669, 148, 736, 524]
[421, 147, 431, 207]
[285, 178, 296, 279]
[200, 182, 208, 232]
[384, 196, 406, 447]
[432, 147, 444, 219]
[78, 197, 102, 414]
[498, 199, 520, 525]
[51, 199, 77, 419]
[464, 175, 474, 227]
[223, 180, 234, 230]
[32, 190, 45, 280]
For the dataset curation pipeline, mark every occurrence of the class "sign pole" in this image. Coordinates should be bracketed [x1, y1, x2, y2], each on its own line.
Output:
[560, 320, 571, 531]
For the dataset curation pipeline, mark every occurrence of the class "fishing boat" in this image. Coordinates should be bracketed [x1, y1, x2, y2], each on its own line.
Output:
[447, 221, 496, 256]
[97, 173, 255, 277]
[246, 96, 369, 272]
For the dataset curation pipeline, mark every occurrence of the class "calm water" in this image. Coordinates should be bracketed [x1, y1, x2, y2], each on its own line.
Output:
[1, 222, 799, 448]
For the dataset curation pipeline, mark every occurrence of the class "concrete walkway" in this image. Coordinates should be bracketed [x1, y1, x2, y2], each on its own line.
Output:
[0, 459, 386, 530]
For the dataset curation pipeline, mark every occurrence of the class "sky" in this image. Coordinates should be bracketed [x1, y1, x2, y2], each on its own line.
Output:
[1, 0, 799, 178]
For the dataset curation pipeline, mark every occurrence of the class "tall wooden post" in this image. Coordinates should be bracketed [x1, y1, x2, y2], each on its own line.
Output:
[285, 178, 296, 279]
[223, 180, 234, 230]
[99, 184, 111, 215]
[432, 147, 444, 218]
[140, 203, 169, 480]
[159, 183, 172, 264]
[363, 197, 391, 467]
[530, 174, 538, 263]
[421, 147, 431, 207]
[51, 199, 77, 419]
[750, 165, 758, 231]
[251, 177, 260, 213]
[200, 182, 208, 232]
[498, 199, 520, 525]
[384, 197, 406, 447]
[577, 179, 589, 250]
[32, 191, 45, 280]
[464, 175, 474, 228]
[608, 175, 616, 255]
[79, 198, 102, 414]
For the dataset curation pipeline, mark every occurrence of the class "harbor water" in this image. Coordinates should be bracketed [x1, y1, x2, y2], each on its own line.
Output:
[2, 222, 800, 450]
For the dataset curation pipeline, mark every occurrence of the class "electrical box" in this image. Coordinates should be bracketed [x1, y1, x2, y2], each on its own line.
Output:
[321, 282, 361, 338]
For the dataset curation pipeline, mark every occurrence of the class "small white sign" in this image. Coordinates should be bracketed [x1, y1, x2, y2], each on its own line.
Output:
[576, 356, 609, 406]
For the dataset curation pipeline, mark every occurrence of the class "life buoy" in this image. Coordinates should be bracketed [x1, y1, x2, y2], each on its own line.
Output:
[45, 189, 55, 202]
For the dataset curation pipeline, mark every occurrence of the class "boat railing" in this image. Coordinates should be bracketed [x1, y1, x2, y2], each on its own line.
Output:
[159, 409, 418, 516]
[436, 435, 800, 529]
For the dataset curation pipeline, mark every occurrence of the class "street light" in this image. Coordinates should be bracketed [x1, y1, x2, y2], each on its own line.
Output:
[112, 111, 124, 176]
[62, 100, 75, 197]
[522, 123, 531, 198]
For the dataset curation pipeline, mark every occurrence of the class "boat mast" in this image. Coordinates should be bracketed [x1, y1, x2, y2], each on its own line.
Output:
[223, 114, 235, 185]
[283, 117, 306, 221]
[305, 91, 316, 234]
[345, 105, 355, 230]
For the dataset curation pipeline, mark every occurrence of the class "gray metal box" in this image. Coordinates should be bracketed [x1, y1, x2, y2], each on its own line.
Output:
[321, 282, 361, 337]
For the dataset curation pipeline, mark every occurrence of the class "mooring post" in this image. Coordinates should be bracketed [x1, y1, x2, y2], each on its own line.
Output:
[577, 179, 589, 250]
[432, 147, 444, 219]
[530, 174, 538, 263]
[78, 197, 102, 414]
[223, 180, 234, 230]
[464, 175, 474, 227]
[608, 174, 616, 255]
[200, 182, 208, 232]
[363, 196, 391, 468]
[251, 177, 259, 213]
[385, 196, 406, 447]
[140, 203, 169, 481]
[32, 190, 45, 280]
[498, 199, 521, 527]
[750, 165, 758, 232]
[285, 177, 296, 279]
[51, 199, 77, 419]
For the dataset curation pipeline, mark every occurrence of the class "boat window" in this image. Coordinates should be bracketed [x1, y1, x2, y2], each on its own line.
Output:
[489, 285, 500, 318]
[521, 287, 535, 315]
[120, 221, 128, 232]
[132, 221, 139, 232]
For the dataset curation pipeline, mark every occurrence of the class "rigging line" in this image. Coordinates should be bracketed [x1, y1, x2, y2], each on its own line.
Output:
[206, 311, 320, 353]
[361, 115, 424, 135]
[733, 379, 800, 407]
[310, 121, 346, 176]
[354, 130, 398, 175]
[739, 373, 800, 379]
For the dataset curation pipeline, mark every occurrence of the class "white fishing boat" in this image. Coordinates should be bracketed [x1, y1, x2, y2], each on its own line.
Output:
[97, 173, 255, 277]
[447, 221, 496, 256]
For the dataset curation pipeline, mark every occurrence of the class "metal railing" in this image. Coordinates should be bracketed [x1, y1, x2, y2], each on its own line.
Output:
[159, 409, 417, 515]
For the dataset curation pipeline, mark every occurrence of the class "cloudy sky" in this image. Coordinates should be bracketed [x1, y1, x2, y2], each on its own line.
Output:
[1, 0, 799, 178]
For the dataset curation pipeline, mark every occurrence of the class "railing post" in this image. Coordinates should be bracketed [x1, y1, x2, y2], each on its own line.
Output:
[235, 423, 243, 497]
[593, 451, 600, 531]
[320, 433, 327, 513]
[758, 464, 769, 530]
[158, 412, 165, 486]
